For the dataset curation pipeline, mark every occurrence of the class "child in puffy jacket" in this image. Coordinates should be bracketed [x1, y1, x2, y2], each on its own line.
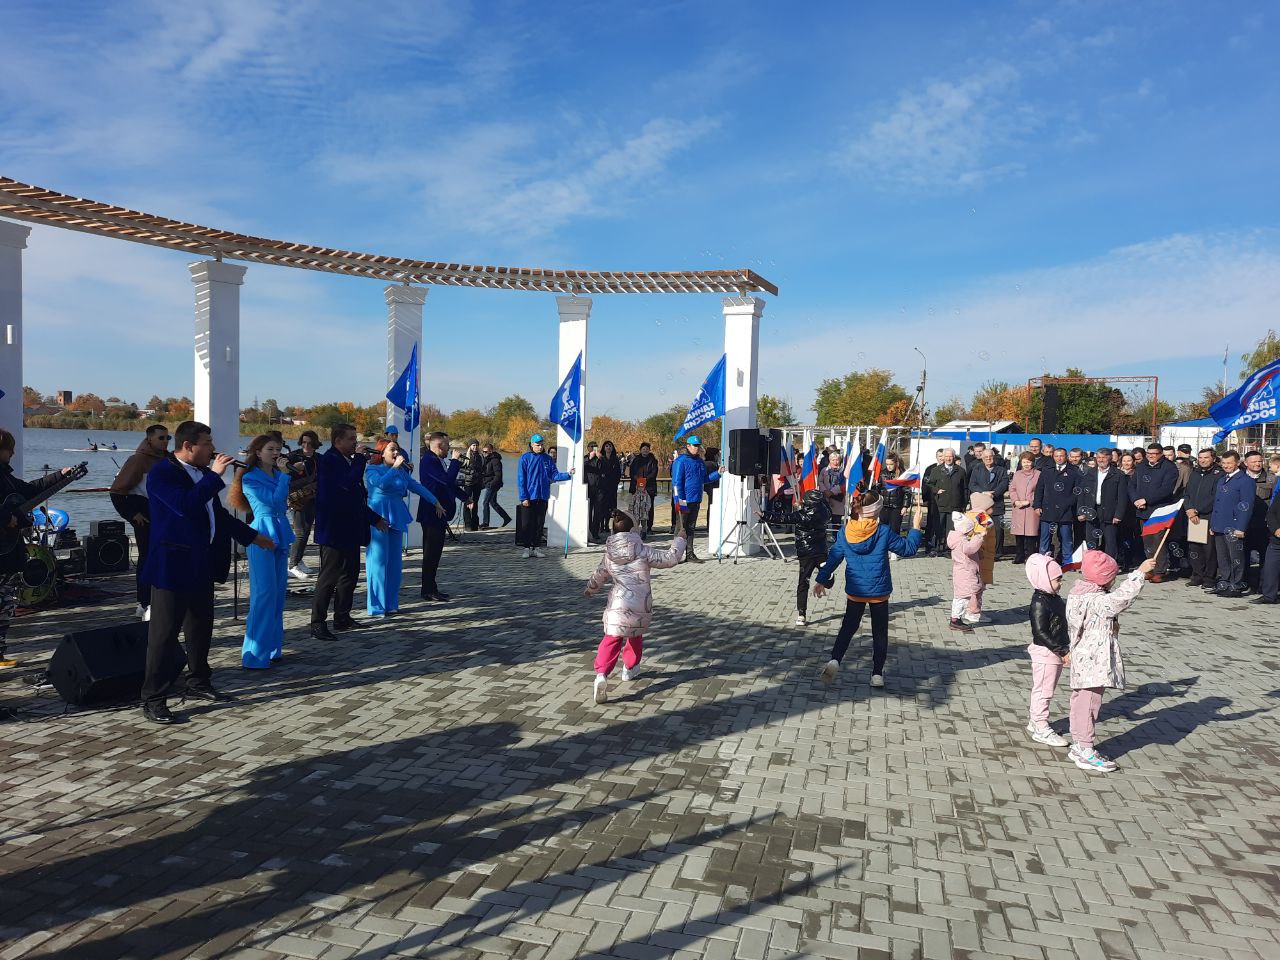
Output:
[761, 488, 832, 626]
[584, 510, 685, 705]
[947, 510, 989, 631]
[813, 490, 923, 688]
[1024, 554, 1071, 748]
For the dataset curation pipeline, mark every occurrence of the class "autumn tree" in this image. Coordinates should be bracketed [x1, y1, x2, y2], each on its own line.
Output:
[147, 395, 166, 412]
[930, 397, 968, 426]
[586, 415, 646, 453]
[813, 369, 909, 425]
[22, 386, 42, 407]
[69, 392, 106, 414]
[489, 395, 536, 436]
[756, 395, 794, 430]
[502, 415, 541, 452]
[1241, 329, 1280, 376]
[444, 408, 494, 442]
[641, 405, 691, 450]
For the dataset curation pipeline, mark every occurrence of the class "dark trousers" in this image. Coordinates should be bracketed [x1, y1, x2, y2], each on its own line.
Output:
[1085, 520, 1120, 562]
[1014, 534, 1037, 563]
[311, 545, 360, 624]
[1260, 541, 1280, 601]
[420, 522, 445, 595]
[681, 501, 701, 556]
[142, 584, 214, 705]
[516, 499, 548, 548]
[588, 491, 607, 538]
[1142, 531, 1169, 576]
[830, 599, 890, 674]
[1214, 533, 1245, 590]
[133, 522, 151, 607]
[1188, 533, 1216, 583]
[480, 486, 511, 527]
[797, 556, 823, 615]
[288, 507, 315, 568]
[923, 499, 939, 549]
[882, 507, 902, 536]
[0, 571, 21, 659]
[462, 487, 482, 531]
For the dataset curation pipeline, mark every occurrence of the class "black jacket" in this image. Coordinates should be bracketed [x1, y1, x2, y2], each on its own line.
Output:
[967, 462, 1010, 515]
[1034, 464, 1081, 523]
[482, 451, 504, 490]
[921, 463, 941, 505]
[1033, 454, 1055, 472]
[763, 494, 832, 559]
[1127, 457, 1179, 519]
[597, 454, 623, 494]
[1267, 493, 1280, 546]
[925, 464, 967, 515]
[1184, 464, 1222, 516]
[881, 471, 906, 510]
[0, 464, 66, 574]
[628, 452, 659, 493]
[1029, 590, 1069, 656]
[1075, 467, 1128, 525]
[1248, 472, 1277, 540]
[457, 450, 484, 493]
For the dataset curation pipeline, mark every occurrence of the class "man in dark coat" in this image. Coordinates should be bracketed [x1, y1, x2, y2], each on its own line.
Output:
[627, 442, 660, 535]
[1128, 442, 1180, 582]
[967, 447, 1009, 554]
[138, 420, 271, 724]
[310, 424, 386, 639]
[1034, 447, 1080, 565]
[478, 443, 511, 529]
[1075, 447, 1126, 562]
[417, 431, 463, 602]
[1183, 448, 1222, 588]
[921, 449, 945, 552]
[924, 448, 967, 556]
[1253, 475, 1280, 605]
[1244, 450, 1277, 589]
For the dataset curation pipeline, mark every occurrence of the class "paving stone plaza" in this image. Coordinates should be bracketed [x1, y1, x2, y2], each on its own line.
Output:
[1, 529, 1277, 960]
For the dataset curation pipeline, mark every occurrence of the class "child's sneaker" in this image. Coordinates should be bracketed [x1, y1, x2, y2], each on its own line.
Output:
[621, 664, 638, 681]
[533, 548, 546, 559]
[962, 613, 985, 625]
[1026, 723, 1069, 748]
[1069, 743, 1117, 772]
[870, 674, 885, 688]
[593, 673, 608, 704]
[949, 618, 973, 633]
[521, 548, 532, 559]
[794, 613, 806, 626]
[820, 659, 839, 684]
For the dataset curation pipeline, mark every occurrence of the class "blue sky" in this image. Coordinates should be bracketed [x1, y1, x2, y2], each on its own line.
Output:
[1, 0, 1277, 422]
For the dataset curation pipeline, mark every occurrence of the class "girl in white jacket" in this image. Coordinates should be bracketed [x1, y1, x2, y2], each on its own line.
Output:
[584, 510, 685, 704]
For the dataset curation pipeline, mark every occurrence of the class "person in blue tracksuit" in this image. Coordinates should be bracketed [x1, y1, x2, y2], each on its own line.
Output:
[1210, 450, 1256, 596]
[670, 436, 720, 562]
[366, 438, 441, 616]
[229, 435, 296, 669]
[516, 433, 573, 558]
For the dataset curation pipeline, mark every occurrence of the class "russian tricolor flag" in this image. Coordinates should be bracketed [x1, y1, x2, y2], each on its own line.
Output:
[884, 464, 922, 488]
[869, 428, 888, 487]
[1142, 499, 1184, 536]
[1063, 543, 1086, 571]
[797, 442, 819, 495]
[844, 440, 863, 493]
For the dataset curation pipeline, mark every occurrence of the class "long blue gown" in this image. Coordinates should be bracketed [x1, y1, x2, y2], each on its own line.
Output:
[241, 469, 296, 668]
[366, 464, 438, 615]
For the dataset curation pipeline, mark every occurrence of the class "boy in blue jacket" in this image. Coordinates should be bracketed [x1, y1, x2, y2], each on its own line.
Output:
[813, 490, 923, 688]
[670, 436, 721, 562]
[516, 434, 574, 558]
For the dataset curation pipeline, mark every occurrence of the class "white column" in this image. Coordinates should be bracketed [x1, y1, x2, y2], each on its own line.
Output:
[190, 261, 245, 456]
[708, 296, 764, 557]
[547, 296, 590, 552]
[0, 221, 30, 478]
[386, 284, 426, 547]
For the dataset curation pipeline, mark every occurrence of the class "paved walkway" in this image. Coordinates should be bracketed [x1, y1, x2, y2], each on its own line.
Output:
[0, 530, 1277, 960]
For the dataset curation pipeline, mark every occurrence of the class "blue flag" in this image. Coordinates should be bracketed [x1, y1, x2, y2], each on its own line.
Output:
[1210, 357, 1280, 443]
[550, 352, 583, 443]
[385, 343, 420, 431]
[675, 354, 727, 440]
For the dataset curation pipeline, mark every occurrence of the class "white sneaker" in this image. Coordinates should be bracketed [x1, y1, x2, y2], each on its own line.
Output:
[794, 613, 807, 626]
[1026, 723, 1070, 748]
[1069, 743, 1117, 773]
[621, 665, 638, 681]
[142, 605, 151, 622]
[962, 613, 985, 625]
[870, 674, 885, 688]
[533, 548, 546, 558]
[820, 659, 839, 684]
[288, 565, 312, 581]
[521, 548, 532, 559]
[135, 603, 146, 621]
[593, 673, 608, 704]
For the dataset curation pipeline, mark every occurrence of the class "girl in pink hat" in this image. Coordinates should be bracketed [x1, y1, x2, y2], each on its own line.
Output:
[1064, 550, 1156, 772]
[1024, 554, 1070, 748]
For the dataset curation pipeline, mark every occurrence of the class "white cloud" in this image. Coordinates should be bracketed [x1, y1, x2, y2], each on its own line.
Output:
[835, 63, 1039, 191]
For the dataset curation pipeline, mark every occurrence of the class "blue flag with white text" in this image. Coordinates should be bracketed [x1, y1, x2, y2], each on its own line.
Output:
[675, 354, 727, 440]
[385, 343, 420, 432]
[550, 352, 583, 443]
[1210, 357, 1280, 443]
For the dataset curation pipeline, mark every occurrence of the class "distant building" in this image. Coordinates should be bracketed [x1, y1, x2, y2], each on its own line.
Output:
[56, 389, 73, 406]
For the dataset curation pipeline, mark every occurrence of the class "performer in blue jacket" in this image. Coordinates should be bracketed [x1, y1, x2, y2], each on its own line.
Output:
[367, 438, 441, 615]
[310, 424, 387, 640]
[516, 433, 572, 559]
[228, 434, 295, 669]
[418, 430, 464, 602]
[670, 436, 720, 562]
[139, 421, 272, 724]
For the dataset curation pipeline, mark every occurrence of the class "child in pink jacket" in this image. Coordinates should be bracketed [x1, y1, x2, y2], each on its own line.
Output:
[947, 511, 987, 631]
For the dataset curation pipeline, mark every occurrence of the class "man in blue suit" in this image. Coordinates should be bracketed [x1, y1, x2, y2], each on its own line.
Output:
[417, 430, 463, 602]
[140, 421, 274, 724]
[310, 424, 387, 640]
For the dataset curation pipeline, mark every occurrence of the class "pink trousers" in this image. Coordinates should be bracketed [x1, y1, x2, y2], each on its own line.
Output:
[1069, 687, 1105, 747]
[1026, 644, 1064, 728]
[594, 634, 643, 675]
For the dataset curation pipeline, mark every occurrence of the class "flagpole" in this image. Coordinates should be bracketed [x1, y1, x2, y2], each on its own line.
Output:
[563, 437, 579, 558]
[717, 417, 726, 561]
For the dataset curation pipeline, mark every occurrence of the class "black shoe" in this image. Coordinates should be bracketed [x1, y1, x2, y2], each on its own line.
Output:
[1250, 596, 1278, 604]
[500, 518, 511, 528]
[1186, 577, 1202, 587]
[310, 623, 338, 641]
[142, 701, 176, 724]
[949, 618, 973, 633]
[479, 525, 490, 530]
[686, 553, 703, 564]
[333, 616, 361, 631]
[421, 592, 450, 602]
[185, 684, 232, 703]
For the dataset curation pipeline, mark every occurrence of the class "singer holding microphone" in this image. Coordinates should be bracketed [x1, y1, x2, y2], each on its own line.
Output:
[139, 421, 274, 724]
[365, 437, 443, 616]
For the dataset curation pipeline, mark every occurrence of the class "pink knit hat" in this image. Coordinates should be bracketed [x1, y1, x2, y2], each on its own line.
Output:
[1081, 550, 1119, 586]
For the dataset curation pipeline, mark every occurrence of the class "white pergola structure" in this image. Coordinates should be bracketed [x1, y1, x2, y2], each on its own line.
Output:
[0, 177, 777, 554]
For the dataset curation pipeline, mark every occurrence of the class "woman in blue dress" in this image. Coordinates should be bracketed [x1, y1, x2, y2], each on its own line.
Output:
[366, 438, 443, 616]
[228, 434, 296, 668]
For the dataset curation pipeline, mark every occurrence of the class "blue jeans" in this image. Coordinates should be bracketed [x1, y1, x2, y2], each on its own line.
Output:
[478, 486, 511, 526]
[1039, 520, 1074, 565]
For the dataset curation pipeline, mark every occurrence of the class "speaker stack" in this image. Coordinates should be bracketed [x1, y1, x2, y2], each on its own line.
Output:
[47, 621, 184, 707]
[84, 519, 130, 575]
[727, 428, 783, 477]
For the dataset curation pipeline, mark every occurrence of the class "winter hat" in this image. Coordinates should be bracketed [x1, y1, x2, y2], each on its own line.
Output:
[951, 511, 975, 535]
[1082, 549, 1119, 586]
[1024, 554, 1062, 593]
